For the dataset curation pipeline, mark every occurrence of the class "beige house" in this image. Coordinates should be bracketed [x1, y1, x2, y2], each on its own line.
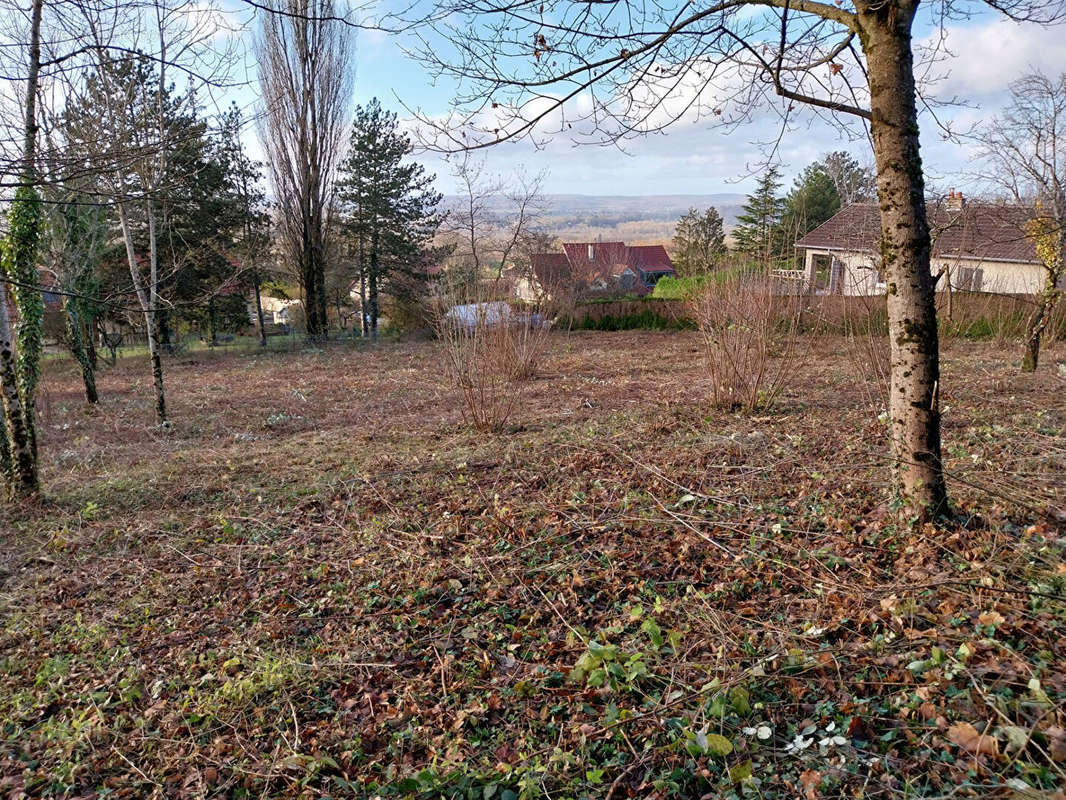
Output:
[256, 295, 301, 324]
[793, 194, 1047, 296]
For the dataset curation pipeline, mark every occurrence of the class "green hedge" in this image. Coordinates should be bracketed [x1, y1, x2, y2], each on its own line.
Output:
[573, 307, 695, 331]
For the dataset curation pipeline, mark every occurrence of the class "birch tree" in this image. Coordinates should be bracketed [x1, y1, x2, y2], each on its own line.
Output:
[60, 0, 234, 424]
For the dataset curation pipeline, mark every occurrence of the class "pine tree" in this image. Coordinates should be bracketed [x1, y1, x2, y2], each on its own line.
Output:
[779, 163, 841, 241]
[732, 166, 786, 266]
[672, 207, 726, 276]
[218, 106, 271, 346]
[337, 99, 444, 338]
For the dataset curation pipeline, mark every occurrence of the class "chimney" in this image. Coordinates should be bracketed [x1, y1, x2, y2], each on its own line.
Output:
[588, 243, 595, 261]
[946, 188, 964, 212]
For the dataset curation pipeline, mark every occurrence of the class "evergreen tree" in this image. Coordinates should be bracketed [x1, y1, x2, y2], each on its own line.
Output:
[672, 207, 726, 276]
[779, 162, 841, 241]
[214, 105, 272, 344]
[732, 166, 785, 265]
[337, 99, 444, 338]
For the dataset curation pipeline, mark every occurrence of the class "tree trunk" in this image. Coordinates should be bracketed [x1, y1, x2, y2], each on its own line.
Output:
[253, 271, 267, 346]
[302, 232, 329, 341]
[64, 299, 98, 404]
[208, 296, 217, 344]
[0, 0, 44, 499]
[117, 201, 167, 425]
[369, 231, 380, 340]
[859, 1, 949, 521]
[158, 308, 173, 354]
[1021, 253, 1062, 372]
[0, 284, 35, 495]
[359, 235, 369, 336]
[86, 318, 98, 370]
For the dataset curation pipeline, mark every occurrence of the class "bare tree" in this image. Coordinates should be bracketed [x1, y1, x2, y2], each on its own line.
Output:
[256, 0, 353, 342]
[446, 151, 546, 286]
[976, 71, 1066, 372]
[414, 0, 1066, 520]
[56, 0, 237, 426]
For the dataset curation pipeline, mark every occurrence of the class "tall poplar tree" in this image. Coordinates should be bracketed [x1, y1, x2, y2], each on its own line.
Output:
[257, 0, 353, 342]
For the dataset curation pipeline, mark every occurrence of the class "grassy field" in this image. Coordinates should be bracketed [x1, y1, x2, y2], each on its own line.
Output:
[2, 331, 1065, 799]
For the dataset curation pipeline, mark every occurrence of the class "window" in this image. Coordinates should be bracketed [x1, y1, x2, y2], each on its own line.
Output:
[955, 266, 984, 292]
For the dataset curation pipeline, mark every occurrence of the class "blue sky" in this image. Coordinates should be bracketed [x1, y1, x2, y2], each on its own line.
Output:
[214, 0, 1066, 198]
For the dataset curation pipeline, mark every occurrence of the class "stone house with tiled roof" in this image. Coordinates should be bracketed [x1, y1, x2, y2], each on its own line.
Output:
[794, 193, 1049, 296]
[516, 241, 677, 300]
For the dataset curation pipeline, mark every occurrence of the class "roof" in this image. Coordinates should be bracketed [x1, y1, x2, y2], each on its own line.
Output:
[562, 241, 630, 285]
[557, 241, 676, 288]
[795, 202, 1041, 264]
[531, 253, 571, 287]
[626, 244, 674, 271]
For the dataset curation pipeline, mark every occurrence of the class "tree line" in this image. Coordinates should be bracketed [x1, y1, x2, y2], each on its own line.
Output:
[670, 152, 875, 276]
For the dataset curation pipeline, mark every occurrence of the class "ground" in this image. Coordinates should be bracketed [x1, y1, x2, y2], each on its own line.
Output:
[2, 331, 1065, 799]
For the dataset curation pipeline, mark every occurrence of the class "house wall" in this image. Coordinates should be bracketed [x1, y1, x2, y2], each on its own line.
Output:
[931, 256, 1043, 294]
[802, 248, 1044, 296]
[513, 276, 542, 303]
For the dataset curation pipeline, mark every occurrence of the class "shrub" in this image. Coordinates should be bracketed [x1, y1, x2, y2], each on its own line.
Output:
[575, 307, 693, 331]
[692, 274, 803, 411]
[431, 281, 559, 432]
[652, 276, 708, 301]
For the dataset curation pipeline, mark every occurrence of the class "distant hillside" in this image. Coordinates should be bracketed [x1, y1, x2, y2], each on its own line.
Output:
[441, 193, 746, 246]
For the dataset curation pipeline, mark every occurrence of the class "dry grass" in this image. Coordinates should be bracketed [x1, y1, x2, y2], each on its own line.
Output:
[2, 332, 1065, 798]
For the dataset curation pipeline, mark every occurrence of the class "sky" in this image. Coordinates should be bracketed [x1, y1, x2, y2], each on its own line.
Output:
[36, 0, 1066, 199]
[346, 2, 1066, 197]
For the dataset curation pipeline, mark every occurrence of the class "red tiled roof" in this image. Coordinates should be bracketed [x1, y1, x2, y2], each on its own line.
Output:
[562, 241, 629, 285]
[554, 241, 676, 291]
[626, 244, 674, 271]
[531, 253, 572, 287]
[795, 202, 1040, 264]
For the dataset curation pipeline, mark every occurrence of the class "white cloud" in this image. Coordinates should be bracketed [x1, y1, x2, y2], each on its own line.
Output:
[920, 18, 1066, 101]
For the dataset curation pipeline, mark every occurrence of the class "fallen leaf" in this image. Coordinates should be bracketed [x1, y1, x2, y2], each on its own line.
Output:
[799, 768, 821, 800]
[947, 722, 999, 756]
[977, 611, 1005, 627]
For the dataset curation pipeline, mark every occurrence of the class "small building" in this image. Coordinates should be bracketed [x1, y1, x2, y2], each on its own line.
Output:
[518, 241, 677, 300]
[257, 295, 301, 325]
[794, 193, 1048, 296]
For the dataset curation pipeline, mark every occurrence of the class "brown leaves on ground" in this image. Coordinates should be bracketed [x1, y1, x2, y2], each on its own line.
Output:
[1, 333, 1064, 798]
[947, 722, 1000, 756]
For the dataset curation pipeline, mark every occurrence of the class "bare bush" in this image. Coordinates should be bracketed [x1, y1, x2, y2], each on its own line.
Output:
[431, 282, 558, 431]
[841, 294, 890, 412]
[693, 275, 803, 411]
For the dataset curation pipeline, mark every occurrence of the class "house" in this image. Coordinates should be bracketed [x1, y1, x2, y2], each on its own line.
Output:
[257, 295, 301, 325]
[794, 192, 1049, 296]
[517, 241, 677, 300]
